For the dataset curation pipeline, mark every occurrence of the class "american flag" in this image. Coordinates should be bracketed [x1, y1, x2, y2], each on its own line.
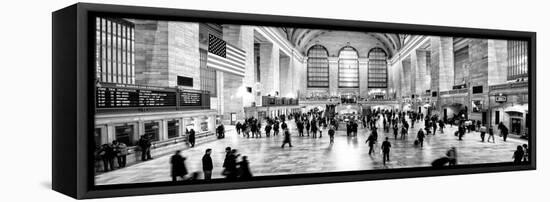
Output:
[207, 34, 246, 77]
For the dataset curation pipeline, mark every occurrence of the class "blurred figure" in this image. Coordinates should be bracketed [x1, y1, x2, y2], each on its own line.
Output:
[513, 145, 524, 164]
[281, 128, 293, 148]
[239, 156, 253, 179]
[446, 147, 457, 166]
[170, 150, 188, 181]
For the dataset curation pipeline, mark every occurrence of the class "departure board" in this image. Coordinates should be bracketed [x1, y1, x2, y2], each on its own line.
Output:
[96, 86, 177, 108]
[179, 91, 202, 106]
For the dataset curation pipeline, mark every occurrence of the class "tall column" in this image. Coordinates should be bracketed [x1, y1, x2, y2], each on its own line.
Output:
[415, 50, 430, 94]
[223, 25, 255, 107]
[328, 57, 339, 96]
[358, 58, 369, 96]
[488, 40, 508, 85]
[161, 120, 168, 141]
[401, 56, 412, 97]
[134, 21, 200, 88]
[279, 54, 291, 97]
[259, 43, 280, 96]
[410, 51, 418, 95]
[167, 22, 200, 89]
[430, 37, 454, 92]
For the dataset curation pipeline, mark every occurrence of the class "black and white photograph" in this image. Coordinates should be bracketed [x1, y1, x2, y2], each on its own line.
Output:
[92, 17, 531, 186]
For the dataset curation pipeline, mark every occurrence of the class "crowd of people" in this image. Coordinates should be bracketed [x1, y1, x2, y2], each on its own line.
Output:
[95, 108, 529, 177]
[169, 147, 253, 181]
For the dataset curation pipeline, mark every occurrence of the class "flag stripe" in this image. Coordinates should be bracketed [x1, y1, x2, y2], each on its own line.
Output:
[207, 34, 246, 77]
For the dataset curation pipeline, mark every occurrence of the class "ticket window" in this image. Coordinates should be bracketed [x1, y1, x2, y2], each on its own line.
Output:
[167, 120, 180, 139]
[144, 122, 160, 142]
[115, 125, 135, 146]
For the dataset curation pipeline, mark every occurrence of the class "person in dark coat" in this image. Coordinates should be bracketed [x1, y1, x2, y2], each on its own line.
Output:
[273, 121, 280, 136]
[417, 128, 425, 148]
[499, 122, 509, 142]
[328, 125, 335, 144]
[236, 122, 242, 135]
[265, 123, 272, 137]
[188, 129, 196, 147]
[393, 124, 399, 140]
[513, 145, 524, 164]
[400, 126, 408, 140]
[458, 124, 466, 141]
[100, 143, 116, 171]
[381, 137, 391, 165]
[170, 150, 188, 181]
[202, 149, 213, 180]
[305, 120, 311, 136]
[297, 120, 304, 136]
[216, 124, 225, 139]
[366, 134, 376, 155]
[281, 121, 288, 131]
[224, 149, 239, 179]
[138, 135, 152, 161]
[281, 128, 293, 148]
[238, 156, 253, 179]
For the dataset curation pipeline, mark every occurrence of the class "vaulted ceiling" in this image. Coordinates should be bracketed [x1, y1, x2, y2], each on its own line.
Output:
[277, 28, 408, 58]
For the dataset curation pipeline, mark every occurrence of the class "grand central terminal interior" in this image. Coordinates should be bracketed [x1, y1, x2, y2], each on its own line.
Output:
[92, 17, 530, 185]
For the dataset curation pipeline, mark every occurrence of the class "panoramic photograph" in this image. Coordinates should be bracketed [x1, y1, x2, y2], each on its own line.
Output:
[92, 17, 530, 185]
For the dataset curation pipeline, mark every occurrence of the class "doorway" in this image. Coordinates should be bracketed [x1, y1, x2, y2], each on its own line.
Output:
[511, 118, 522, 134]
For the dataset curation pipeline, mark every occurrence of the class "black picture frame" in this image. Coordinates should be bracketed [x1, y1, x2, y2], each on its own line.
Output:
[52, 3, 536, 199]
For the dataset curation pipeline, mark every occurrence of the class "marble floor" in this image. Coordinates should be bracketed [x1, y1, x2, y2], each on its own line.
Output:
[95, 118, 527, 185]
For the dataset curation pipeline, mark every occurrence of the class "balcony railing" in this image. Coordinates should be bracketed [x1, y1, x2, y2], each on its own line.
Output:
[262, 96, 299, 106]
[489, 81, 528, 91]
[439, 88, 468, 96]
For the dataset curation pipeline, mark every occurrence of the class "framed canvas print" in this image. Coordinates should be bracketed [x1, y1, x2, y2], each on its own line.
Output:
[52, 3, 536, 199]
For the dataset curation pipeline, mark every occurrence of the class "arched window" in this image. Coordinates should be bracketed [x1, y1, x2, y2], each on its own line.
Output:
[338, 46, 359, 88]
[367, 47, 388, 88]
[307, 45, 329, 88]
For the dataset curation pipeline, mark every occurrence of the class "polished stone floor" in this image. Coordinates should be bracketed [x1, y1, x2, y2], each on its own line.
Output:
[95, 116, 527, 185]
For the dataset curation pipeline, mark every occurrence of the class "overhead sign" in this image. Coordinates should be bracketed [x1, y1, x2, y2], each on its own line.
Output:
[496, 95, 507, 103]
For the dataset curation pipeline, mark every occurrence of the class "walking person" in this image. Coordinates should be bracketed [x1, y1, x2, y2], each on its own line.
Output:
[400, 126, 408, 140]
[366, 133, 376, 156]
[417, 128, 425, 148]
[113, 140, 127, 168]
[499, 122, 509, 142]
[236, 122, 242, 135]
[328, 125, 335, 144]
[188, 129, 196, 147]
[305, 120, 311, 136]
[480, 125, 487, 142]
[381, 137, 391, 165]
[273, 121, 280, 136]
[202, 149, 213, 180]
[487, 126, 496, 143]
[216, 124, 225, 139]
[281, 128, 293, 148]
[265, 123, 272, 137]
[223, 149, 239, 179]
[170, 150, 188, 181]
[393, 124, 398, 140]
[238, 156, 253, 179]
